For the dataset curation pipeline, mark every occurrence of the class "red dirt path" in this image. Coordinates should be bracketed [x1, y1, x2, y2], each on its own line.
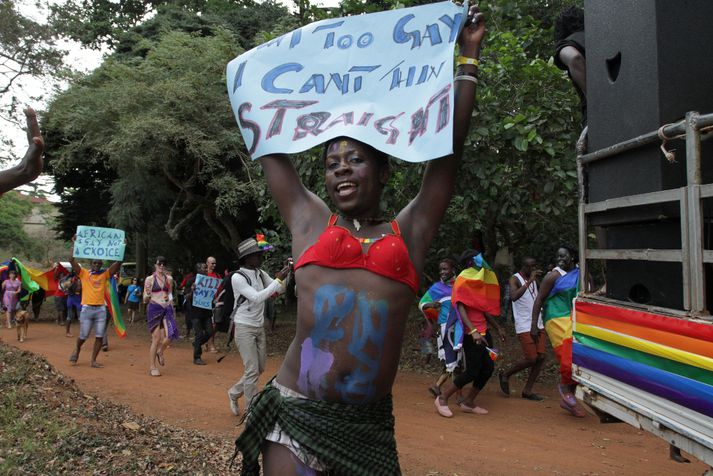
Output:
[4, 320, 707, 475]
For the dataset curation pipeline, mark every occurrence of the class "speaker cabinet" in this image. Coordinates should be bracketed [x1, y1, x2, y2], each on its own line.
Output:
[585, 0, 713, 219]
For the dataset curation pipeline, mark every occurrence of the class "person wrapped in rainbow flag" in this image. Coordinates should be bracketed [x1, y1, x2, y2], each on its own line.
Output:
[530, 245, 586, 417]
[434, 250, 506, 418]
[419, 258, 463, 397]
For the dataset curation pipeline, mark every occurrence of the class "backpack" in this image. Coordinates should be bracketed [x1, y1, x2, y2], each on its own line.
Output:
[213, 269, 266, 333]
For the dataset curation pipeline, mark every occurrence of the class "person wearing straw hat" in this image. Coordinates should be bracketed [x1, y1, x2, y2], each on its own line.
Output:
[228, 236, 291, 416]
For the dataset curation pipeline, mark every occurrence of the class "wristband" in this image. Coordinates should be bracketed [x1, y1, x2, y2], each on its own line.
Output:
[454, 75, 478, 85]
[275, 277, 284, 285]
[468, 328, 480, 336]
[456, 55, 480, 67]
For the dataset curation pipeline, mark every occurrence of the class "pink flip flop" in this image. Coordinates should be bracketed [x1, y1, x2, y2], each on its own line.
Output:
[460, 403, 488, 414]
[434, 397, 453, 418]
[558, 384, 578, 407]
[559, 399, 586, 418]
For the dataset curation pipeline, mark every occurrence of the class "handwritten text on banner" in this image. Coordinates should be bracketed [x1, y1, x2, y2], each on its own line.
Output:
[227, 1, 467, 163]
[193, 274, 221, 310]
[73, 226, 126, 261]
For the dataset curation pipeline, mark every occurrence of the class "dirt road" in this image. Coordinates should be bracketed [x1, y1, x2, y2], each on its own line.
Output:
[4, 320, 706, 475]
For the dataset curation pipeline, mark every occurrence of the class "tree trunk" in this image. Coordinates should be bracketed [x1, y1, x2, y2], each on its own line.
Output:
[135, 231, 148, 279]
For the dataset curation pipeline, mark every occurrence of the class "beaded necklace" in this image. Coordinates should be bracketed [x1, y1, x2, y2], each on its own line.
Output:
[357, 234, 386, 244]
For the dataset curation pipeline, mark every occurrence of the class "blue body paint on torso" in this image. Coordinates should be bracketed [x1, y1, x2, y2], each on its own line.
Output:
[298, 284, 388, 403]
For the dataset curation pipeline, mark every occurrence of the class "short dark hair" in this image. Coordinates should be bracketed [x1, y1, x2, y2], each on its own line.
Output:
[155, 255, 167, 265]
[558, 243, 579, 263]
[554, 6, 584, 42]
[439, 257, 457, 269]
[521, 256, 536, 266]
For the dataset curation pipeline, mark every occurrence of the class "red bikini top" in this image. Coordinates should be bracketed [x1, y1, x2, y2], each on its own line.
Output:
[294, 214, 419, 294]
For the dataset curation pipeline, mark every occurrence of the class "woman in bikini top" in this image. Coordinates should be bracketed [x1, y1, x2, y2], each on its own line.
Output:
[248, 6, 485, 472]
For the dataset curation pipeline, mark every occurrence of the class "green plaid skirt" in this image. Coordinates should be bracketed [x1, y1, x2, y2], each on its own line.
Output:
[234, 378, 401, 475]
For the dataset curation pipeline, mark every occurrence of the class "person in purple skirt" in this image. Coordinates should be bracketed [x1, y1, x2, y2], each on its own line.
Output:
[143, 256, 179, 376]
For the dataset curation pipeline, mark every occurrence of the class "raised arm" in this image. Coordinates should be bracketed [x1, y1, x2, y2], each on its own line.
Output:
[398, 7, 485, 259]
[0, 108, 44, 194]
[558, 46, 586, 97]
[106, 260, 122, 277]
[259, 154, 329, 241]
[510, 271, 541, 301]
[69, 256, 81, 275]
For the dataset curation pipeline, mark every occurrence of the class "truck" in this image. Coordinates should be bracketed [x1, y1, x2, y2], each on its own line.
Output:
[573, 111, 713, 466]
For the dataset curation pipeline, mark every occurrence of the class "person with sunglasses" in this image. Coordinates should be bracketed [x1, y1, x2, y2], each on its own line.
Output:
[143, 256, 179, 376]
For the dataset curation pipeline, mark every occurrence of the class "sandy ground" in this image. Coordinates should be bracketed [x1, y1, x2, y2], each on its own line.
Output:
[3, 319, 708, 475]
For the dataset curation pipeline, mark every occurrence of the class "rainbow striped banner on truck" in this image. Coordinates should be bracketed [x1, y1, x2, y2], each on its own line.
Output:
[572, 300, 713, 418]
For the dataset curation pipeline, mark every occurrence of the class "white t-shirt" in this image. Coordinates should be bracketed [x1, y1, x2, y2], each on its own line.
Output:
[231, 268, 285, 328]
[511, 272, 543, 334]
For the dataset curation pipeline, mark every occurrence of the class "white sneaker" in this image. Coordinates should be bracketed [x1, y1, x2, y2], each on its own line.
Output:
[228, 391, 240, 416]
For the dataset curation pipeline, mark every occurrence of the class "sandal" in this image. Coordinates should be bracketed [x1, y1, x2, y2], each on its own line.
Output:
[434, 397, 453, 418]
[522, 392, 544, 401]
[558, 384, 577, 407]
[559, 399, 586, 418]
[498, 370, 510, 396]
[150, 368, 161, 377]
[459, 403, 488, 414]
[69, 353, 78, 364]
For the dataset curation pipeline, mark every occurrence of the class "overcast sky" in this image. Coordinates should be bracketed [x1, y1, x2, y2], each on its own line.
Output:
[3, 0, 339, 199]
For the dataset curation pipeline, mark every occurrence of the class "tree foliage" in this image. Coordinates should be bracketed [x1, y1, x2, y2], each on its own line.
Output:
[0, 191, 62, 262]
[0, 0, 68, 162]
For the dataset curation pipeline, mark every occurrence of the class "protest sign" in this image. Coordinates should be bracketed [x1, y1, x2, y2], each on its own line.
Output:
[227, 1, 468, 163]
[193, 274, 221, 310]
[73, 226, 126, 261]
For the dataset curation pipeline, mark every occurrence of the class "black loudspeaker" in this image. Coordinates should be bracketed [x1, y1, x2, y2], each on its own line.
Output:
[585, 0, 713, 221]
[584, 1, 713, 310]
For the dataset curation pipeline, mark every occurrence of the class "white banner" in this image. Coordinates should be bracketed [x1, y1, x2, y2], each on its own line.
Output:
[226, 1, 467, 163]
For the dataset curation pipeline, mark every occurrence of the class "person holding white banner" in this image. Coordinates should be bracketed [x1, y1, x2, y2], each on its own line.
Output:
[68, 257, 122, 368]
[233, 4, 485, 475]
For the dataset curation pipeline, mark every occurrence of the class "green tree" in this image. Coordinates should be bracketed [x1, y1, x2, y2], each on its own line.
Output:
[45, 27, 256, 263]
[0, 191, 45, 260]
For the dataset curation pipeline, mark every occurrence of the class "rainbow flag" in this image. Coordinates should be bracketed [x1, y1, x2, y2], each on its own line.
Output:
[543, 267, 579, 385]
[0, 261, 9, 282]
[451, 253, 501, 316]
[25, 265, 62, 293]
[256, 233, 273, 251]
[419, 281, 453, 323]
[542, 267, 580, 348]
[12, 258, 40, 297]
[104, 276, 126, 338]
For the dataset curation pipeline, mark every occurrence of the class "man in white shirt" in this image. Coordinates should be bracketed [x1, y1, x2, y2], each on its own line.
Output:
[228, 237, 290, 415]
[497, 257, 547, 401]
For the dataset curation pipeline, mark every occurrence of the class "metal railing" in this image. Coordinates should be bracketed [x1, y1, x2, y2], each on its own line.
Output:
[577, 111, 713, 317]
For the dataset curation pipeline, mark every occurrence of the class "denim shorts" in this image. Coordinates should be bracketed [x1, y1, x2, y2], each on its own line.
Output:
[79, 305, 107, 339]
